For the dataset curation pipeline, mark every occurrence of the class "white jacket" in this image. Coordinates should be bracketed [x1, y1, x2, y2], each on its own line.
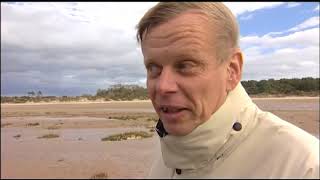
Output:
[148, 83, 319, 178]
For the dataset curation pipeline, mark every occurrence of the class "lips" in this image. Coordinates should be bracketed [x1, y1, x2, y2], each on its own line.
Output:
[160, 105, 187, 113]
[157, 105, 189, 122]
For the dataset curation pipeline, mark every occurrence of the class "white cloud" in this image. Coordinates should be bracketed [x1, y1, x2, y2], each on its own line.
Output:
[279, 64, 292, 70]
[314, 4, 319, 11]
[1, 2, 155, 95]
[286, 2, 301, 8]
[298, 61, 317, 67]
[242, 28, 319, 50]
[241, 27, 319, 80]
[240, 14, 253, 20]
[270, 28, 319, 47]
[242, 46, 319, 80]
[224, 2, 285, 16]
[288, 16, 319, 32]
[1, 2, 158, 51]
[264, 16, 319, 37]
[1, 2, 319, 95]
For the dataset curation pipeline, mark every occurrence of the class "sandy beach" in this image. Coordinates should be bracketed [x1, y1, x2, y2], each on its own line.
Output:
[1, 97, 319, 178]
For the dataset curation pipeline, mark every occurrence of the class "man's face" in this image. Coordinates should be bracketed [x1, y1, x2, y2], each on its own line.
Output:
[141, 11, 230, 136]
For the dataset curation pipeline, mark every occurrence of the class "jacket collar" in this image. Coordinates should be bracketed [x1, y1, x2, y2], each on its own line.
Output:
[159, 83, 253, 170]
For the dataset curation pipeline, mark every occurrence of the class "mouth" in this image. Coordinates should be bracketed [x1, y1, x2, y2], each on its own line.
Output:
[160, 105, 187, 113]
[158, 105, 189, 121]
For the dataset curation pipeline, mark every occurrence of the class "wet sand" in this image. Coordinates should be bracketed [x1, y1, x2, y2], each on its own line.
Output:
[1, 97, 319, 178]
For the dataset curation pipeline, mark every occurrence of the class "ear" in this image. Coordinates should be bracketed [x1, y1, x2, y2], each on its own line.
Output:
[226, 49, 243, 92]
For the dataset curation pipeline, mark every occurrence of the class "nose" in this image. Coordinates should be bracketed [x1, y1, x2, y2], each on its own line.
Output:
[156, 67, 178, 95]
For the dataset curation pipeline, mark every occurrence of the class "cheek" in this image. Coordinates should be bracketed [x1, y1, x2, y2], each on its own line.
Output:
[181, 82, 207, 117]
[198, 74, 227, 115]
[146, 79, 155, 99]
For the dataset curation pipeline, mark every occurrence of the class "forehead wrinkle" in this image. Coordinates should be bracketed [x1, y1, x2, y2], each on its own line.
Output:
[143, 29, 212, 64]
[142, 11, 215, 63]
[144, 36, 205, 60]
[144, 42, 205, 66]
[144, 11, 212, 47]
[145, 27, 208, 49]
[148, 23, 205, 40]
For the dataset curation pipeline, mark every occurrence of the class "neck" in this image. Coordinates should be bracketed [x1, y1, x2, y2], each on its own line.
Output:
[159, 83, 253, 170]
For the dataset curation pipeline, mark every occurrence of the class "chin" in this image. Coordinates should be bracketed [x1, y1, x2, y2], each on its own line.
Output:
[165, 124, 194, 136]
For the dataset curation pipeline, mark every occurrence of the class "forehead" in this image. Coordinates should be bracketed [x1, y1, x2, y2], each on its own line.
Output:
[147, 10, 211, 36]
[141, 11, 215, 59]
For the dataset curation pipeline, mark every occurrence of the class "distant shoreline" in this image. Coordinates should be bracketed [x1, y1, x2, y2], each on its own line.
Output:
[251, 96, 319, 100]
[0, 100, 152, 106]
[1, 96, 319, 106]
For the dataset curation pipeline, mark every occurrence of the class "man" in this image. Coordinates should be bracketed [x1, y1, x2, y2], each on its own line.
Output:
[136, 2, 319, 178]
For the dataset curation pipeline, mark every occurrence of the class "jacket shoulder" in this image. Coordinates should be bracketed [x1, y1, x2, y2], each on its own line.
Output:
[257, 110, 318, 147]
[255, 110, 319, 178]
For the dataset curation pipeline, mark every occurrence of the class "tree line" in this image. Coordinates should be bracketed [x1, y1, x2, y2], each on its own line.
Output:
[241, 77, 319, 96]
[1, 77, 319, 103]
[95, 84, 149, 100]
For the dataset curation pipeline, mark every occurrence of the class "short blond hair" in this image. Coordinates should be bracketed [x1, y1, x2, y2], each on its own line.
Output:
[136, 2, 239, 63]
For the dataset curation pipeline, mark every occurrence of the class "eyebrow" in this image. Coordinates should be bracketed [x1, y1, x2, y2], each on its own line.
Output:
[144, 52, 203, 66]
[143, 58, 156, 67]
[144, 58, 153, 64]
[173, 53, 197, 60]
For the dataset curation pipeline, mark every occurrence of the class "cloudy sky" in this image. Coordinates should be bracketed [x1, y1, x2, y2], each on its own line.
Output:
[1, 2, 319, 96]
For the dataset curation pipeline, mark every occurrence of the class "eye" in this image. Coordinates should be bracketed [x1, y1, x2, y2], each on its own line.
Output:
[175, 60, 198, 74]
[176, 61, 194, 69]
[146, 63, 162, 78]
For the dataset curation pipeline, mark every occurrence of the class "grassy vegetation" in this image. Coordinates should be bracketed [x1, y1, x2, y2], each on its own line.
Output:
[46, 125, 61, 130]
[101, 131, 153, 141]
[90, 172, 109, 179]
[38, 134, 59, 139]
[107, 115, 139, 120]
[1, 123, 13, 128]
[13, 134, 21, 139]
[145, 125, 156, 132]
[146, 117, 158, 122]
[107, 115, 157, 122]
[26, 122, 40, 127]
